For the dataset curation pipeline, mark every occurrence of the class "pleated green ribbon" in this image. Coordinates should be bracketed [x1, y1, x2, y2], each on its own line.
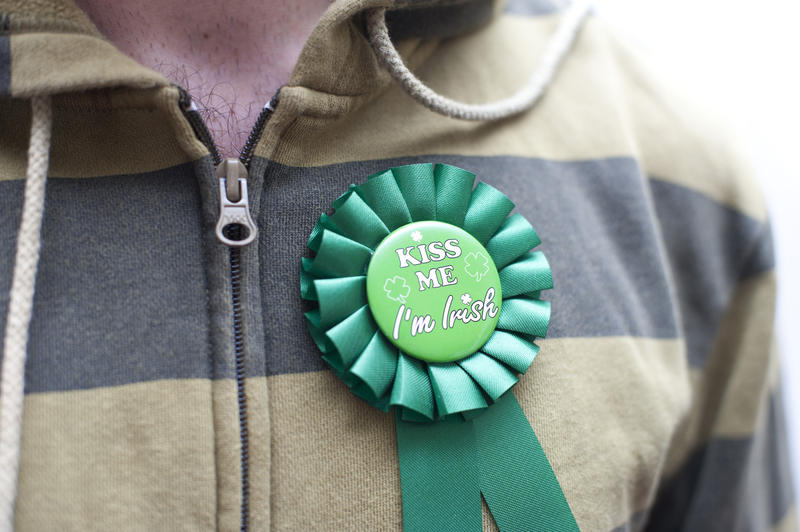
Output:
[300, 163, 578, 531]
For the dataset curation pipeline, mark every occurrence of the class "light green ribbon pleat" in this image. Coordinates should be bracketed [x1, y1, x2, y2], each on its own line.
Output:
[396, 392, 579, 532]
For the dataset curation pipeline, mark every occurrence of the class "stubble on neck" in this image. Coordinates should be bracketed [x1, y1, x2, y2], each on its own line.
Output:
[75, 0, 332, 157]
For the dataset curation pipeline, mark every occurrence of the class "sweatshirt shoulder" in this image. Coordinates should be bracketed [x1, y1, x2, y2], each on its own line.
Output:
[596, 21, 767, 222]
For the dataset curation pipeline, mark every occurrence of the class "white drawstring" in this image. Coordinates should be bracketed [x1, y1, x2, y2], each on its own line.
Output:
[0, 95, 53, 531]
[366, 0, 592, 121]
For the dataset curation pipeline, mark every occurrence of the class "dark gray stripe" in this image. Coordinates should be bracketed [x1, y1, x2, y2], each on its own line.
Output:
[386, 0, 495, 40]
[504, 0, 565, 17]
[0, 16, 10, 96]
[256, 155, 767, 377]
[741, 223, 775, 279]
[649, 179, 773, 368]
[610, 510, 648, 532]
[0, 155, 771, 392]
[258, 155, 681, 375]
[644, 391, 794, 531]
[0, 165, 216, 393]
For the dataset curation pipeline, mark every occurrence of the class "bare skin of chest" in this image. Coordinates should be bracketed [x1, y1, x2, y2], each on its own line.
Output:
[75, 0, 332, 157]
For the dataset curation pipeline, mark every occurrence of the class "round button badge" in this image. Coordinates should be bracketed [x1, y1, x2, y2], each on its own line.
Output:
[366, 221, 502, 363]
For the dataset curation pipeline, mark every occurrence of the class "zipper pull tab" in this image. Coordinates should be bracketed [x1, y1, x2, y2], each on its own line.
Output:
[215, 158, 258, 247]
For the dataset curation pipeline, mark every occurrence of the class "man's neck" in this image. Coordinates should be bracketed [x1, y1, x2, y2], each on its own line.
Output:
[75, 0, 331, 157]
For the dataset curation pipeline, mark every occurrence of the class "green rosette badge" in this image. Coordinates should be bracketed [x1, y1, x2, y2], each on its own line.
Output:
[301, 163, 578, 532]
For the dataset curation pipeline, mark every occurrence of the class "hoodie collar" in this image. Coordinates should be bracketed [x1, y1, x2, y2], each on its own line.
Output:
[0, 0, 498, 99]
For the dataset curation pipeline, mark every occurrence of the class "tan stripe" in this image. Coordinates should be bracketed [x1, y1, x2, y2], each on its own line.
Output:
[711, 271, 777, 437]
[267, 15, 623, 165]
[773, 506, 798, 532]
[1, 87, 207, 181]
[253, 36, 436, 164]
[209, 377, 271, 532]
[9, 33, 166, 98]
[17, 377, 271, 531]
[285, 0, 402, 99]
[268, 370, 402, 531]
[515, 336, 688, 531]
[245, 377, 271, 532]
[211, 377, 243, 532]
[0, 0, 100, 36]
[662, 271, 778, 477]
[268, 336, 689, 531]
[482, 496, 499, 531]
[260, 12, 765, 220]
[16, 379, 216, 531]
[0, 99, 28, 182]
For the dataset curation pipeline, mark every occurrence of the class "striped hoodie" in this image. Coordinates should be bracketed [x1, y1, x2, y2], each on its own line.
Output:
[0, 0, 794, 530]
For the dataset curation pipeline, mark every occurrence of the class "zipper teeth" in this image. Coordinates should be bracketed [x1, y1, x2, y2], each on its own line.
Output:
[229, 233, 250, 532]
[239, 91, 279, 168]
[178, 87, 223, 165]
[179, 85, 278, 532]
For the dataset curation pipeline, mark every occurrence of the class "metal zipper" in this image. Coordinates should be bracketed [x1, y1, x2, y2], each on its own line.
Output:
[178, 86, 278, 532]
[215, 159, 257, 247]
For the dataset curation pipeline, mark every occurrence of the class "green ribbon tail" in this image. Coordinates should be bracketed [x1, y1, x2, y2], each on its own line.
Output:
[396, 393, 578, 532]
[473, 393, 579, 532]
[395, 412, 482, 532]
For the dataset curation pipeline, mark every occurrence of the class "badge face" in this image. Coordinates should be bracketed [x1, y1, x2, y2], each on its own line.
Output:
[366, 221, 502, 363]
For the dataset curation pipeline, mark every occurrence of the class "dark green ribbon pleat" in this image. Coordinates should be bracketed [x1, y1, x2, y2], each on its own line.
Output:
[315, 276, 366, 329]
[486, 213, 542, 269]
[328, 192, 389, 249]
[497, 298, 551, 339]
[480, 330, 540, 373]
[325, 306, 376, 368]
[395, 413, 482, 532]
[392, 164, 437, 221]
[473, 393, 579, 532]
[499, 251, 553, 298]
[306, 213, 341, 252]
[428, 363, 487, 417]
[299, 258, 316, 300]
[308, 230, 372, 278]
[462, 182, 515, 245]
[349, 332, 398, 403]
[434, 163, 475, 227]
[356, 169, 413, 231]
[457, 352, 518, 400]
[303, 310, 335, 357]
[391, 353, 435, 420]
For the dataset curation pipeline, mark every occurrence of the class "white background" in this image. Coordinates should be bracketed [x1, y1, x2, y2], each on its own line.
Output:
[595, 0, 800, 497]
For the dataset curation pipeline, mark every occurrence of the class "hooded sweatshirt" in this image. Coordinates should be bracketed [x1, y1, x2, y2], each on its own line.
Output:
[0, 0, 794, 530]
